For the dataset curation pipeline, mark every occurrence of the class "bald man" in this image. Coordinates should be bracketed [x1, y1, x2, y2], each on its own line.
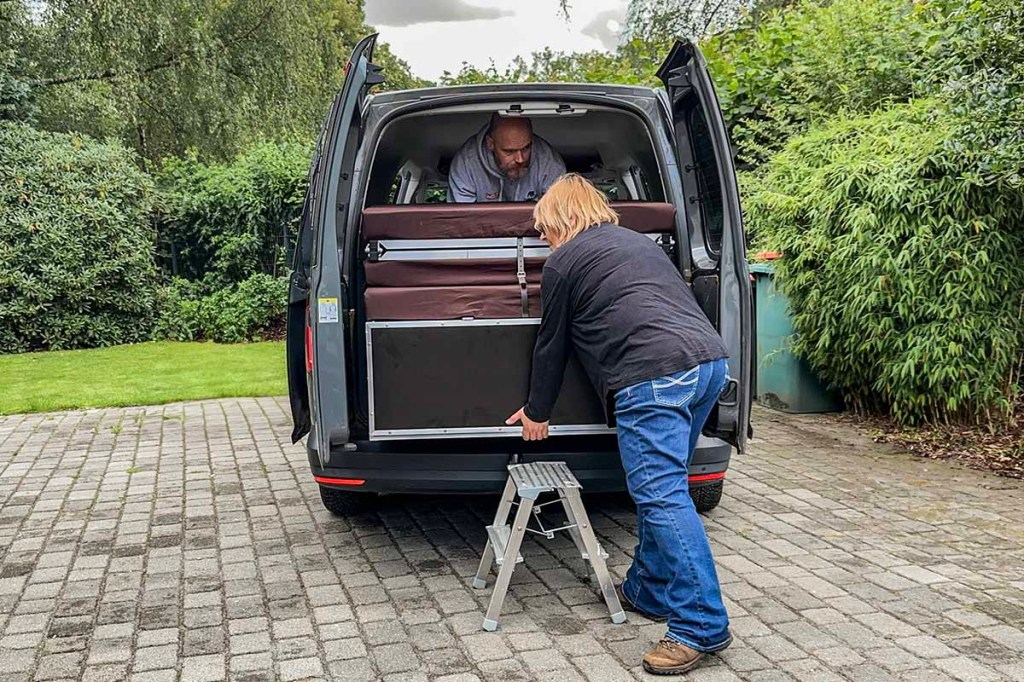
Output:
[448, 113, 566, 203]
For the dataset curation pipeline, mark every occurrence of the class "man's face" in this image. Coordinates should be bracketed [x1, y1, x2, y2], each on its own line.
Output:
[486, 123, 533, 179]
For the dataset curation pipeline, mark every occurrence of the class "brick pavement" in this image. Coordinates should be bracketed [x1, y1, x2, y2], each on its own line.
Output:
[0, 398, 1022, 681]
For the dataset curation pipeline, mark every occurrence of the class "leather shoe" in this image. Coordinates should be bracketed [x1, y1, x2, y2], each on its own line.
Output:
[642, 638, 705, 675]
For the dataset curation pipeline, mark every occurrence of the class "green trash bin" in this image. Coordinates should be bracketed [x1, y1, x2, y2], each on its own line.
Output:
[750, 261, 842, 413]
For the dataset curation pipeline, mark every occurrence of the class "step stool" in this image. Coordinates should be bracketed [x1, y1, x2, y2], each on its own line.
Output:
[473, 461, 626, 631]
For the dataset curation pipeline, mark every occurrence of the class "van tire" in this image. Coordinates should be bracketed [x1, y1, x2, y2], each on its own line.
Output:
[690, 480, 723, 514]
[318, 485, 374, 516]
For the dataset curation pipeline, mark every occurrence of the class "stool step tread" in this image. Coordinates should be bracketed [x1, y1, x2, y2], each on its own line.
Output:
[485, 524, 525, 566]
[508, 461, 581, 495]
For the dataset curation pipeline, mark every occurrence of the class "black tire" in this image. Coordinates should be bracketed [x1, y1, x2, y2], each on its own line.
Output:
[690, 480, 723, 514]
[318, 484, 374, 517]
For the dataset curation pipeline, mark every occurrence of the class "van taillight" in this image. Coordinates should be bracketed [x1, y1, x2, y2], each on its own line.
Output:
[305, 304, 314, 372]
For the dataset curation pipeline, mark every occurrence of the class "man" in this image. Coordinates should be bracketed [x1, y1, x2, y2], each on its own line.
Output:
[506, 174, 732, 675]
[448, 113, 565, 203]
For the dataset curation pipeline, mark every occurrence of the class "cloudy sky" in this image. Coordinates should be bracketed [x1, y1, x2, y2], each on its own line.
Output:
[364, 0, 630, 81]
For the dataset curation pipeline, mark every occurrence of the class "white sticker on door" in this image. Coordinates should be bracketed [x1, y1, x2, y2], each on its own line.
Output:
[317, 297, 339, 323]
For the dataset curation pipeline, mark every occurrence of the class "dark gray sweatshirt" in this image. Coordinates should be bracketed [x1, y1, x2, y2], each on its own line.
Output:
[524, 223, 728, 422]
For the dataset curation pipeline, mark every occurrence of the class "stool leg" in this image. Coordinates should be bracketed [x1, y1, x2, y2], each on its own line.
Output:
[482, 496, 534, 631]
[562, 489, 625, 624]
[559, 489, 597, 583]
[474, 477, 517, 590]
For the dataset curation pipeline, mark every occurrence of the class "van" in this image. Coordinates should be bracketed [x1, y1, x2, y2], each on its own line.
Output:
[286, 35, 752, 516]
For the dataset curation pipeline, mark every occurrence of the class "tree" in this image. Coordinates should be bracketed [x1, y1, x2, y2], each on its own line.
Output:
[625, 0, 755, 44]
[17, 0, 423, 162]
[441, 0, 761, 88]
[0, 0, 35, 121]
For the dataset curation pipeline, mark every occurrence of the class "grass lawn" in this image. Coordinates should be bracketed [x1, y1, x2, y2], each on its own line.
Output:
[0, 341, 286, 415]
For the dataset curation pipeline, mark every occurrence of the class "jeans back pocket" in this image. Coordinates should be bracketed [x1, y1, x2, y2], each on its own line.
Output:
[651, 366, 700, 407]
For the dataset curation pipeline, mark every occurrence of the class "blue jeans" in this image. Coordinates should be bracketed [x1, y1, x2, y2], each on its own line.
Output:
[615, 358, 731, 652]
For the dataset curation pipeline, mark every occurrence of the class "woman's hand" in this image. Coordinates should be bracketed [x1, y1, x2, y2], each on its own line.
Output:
[506, 407, 549, 441]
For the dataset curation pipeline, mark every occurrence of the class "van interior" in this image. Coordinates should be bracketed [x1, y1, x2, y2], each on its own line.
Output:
[365, 104, 665, 205]
[348, 104, 690, 441]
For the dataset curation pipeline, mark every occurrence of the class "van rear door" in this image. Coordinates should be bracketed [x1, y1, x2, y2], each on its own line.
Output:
[657, 40, 752, 452]
[287, 34, 384, 455]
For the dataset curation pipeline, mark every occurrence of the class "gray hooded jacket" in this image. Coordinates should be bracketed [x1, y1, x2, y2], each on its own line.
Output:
[448, 125, 566, 203]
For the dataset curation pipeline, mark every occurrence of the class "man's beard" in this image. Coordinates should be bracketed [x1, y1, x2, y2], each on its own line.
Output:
[504, 164, 528, 179]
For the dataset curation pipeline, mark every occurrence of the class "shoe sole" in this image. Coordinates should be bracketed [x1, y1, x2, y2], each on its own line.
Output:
[641, 654, 705, 675]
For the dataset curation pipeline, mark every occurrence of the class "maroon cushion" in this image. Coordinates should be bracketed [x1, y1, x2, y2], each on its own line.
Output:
[362, 201, 675, 240]
[365, 258, 545, 287]
[365, 285, 542, 320]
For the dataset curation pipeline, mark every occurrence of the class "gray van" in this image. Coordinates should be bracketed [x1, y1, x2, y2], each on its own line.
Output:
[287, 35, 752, 516]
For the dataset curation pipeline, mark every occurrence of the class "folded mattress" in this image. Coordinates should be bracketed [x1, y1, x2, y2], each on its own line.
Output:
[361, 201, 675, 240]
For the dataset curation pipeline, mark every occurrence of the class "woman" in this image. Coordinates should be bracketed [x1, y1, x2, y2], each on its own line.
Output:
[506, 174, 732, 675]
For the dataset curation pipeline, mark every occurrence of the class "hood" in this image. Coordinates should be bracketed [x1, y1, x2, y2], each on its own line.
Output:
[473, 124, 505, 180]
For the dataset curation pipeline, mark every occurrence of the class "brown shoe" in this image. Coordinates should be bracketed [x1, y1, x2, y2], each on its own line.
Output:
[614, 583, 667, 623]
[642, 639, 705, 675]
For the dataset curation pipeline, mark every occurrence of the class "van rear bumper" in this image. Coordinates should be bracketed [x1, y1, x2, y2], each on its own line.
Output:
[308, 439, 732, 495]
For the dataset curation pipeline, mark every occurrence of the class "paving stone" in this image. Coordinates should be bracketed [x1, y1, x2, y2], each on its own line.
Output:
[460, 633, 514, 662]
[35, 652, 85, 680]
[745, 635, 809, 662]
[933, 656, 1004, 682]
[372, 643, 421, 674]
[572, 653, 634, 681]
[507, 631, 554, 652]
[130, 670, 177, 682]
[324, 637, 367, 661]
[132, 644, 178, 672]
[409, 622, 457, 651]
[897, 635, 959, 660]
[180, 654, 226, 682]
[229, 652, 273, 673]
[279, 657, 324, 681]
[520, 648, 572, 673]
[422, 647, 473, 676]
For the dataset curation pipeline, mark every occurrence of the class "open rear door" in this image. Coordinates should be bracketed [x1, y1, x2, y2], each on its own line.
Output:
[657, 40, 752, 452]
[287, 34, 384, 451]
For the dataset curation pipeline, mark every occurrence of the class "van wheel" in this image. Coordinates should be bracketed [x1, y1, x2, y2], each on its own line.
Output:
[690, 481, 723, 514]
[318, 485, 374, 517]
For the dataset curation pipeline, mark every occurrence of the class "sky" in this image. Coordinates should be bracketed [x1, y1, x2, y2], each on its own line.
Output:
[363, 0, 630, 82]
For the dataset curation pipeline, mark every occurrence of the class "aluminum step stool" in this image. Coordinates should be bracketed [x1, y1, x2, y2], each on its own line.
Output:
[473, 461, 626, 631]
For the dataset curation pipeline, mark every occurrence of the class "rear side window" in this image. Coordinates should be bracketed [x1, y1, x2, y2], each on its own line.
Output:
[385, 168, 449, 204]
[688, 108, 724, 254]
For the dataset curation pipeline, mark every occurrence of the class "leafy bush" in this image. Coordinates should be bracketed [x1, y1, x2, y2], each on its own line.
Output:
[937, 0, 1024, 191]
[0, 122, 158, 353]
[155, 141, 311, 287]
[703, 0, 945, 167]
[745, 100, 1024, 425]
[155, 273, 287, 344]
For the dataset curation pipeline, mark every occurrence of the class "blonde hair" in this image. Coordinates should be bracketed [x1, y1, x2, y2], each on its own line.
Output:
[533, 173, 619, 246]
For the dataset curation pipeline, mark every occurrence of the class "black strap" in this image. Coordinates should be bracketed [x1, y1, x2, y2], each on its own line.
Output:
[517, 237, 528, 317]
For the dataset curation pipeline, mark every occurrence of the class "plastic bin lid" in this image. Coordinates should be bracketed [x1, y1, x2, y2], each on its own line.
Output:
[749, 251, 780, 274]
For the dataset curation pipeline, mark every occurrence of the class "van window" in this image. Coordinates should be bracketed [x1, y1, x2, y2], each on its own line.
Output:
[688, 108, 724, 254]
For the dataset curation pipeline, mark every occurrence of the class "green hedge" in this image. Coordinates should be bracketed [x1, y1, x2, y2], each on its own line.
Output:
[155, 274, 287, 344]
[745, 100, 1024, 425]
[0, 122, 159, 353]
[155, 141, 310, 288]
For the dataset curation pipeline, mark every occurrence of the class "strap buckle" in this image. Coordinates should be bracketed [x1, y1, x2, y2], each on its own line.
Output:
[517, 237, 528, 316]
